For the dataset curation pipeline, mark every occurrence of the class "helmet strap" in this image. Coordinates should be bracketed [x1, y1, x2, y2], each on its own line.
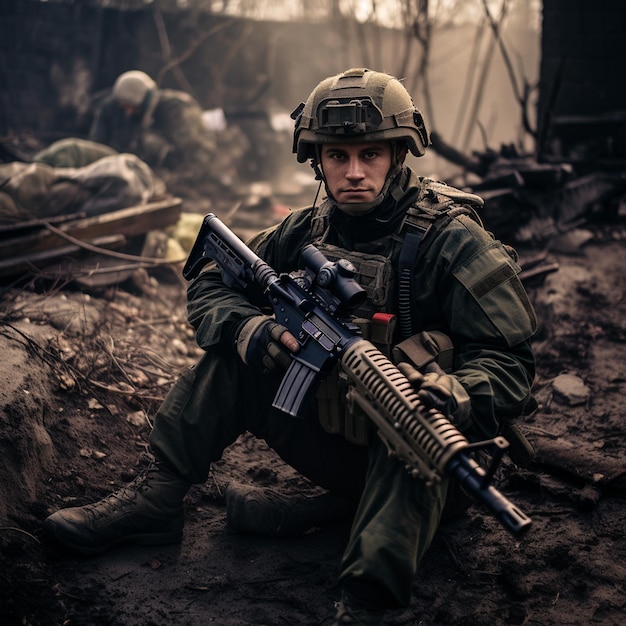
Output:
[311, 149, 324, 182]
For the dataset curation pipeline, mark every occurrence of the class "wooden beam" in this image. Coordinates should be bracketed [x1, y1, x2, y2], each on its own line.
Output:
[0, 197, 182, 261]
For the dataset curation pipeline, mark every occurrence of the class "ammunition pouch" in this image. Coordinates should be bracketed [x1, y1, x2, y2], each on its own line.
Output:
[391, 330, 455, 373]
[316, 314, 398, 447]
[316, 364, 370, 446]
[353, 313, 397, 357]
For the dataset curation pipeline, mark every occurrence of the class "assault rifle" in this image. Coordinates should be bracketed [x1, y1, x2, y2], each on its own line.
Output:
[183, 213, 532, 536]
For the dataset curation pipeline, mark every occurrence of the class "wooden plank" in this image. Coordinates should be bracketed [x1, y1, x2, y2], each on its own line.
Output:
[0, 197, 182, 260]
[0, 211, 87, 237]
[0, 234, 127, 279]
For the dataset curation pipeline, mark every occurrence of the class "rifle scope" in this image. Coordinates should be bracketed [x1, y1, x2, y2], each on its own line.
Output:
[300, 244, 366, 311]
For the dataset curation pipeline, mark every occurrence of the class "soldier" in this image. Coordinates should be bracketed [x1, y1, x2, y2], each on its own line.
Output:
[45, 68, 537, 625]
[89, 70, 219, 183]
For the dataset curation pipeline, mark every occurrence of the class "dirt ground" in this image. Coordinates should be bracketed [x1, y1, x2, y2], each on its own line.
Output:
[0, 202, 625, 626]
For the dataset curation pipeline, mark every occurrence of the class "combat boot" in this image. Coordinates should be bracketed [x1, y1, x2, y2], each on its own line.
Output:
[225, 483, 355, 537]
[43, 459, 190, 556]
[331, 592, 386, 625]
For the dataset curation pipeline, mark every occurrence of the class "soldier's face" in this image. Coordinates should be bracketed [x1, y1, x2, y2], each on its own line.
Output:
[320, 142, 393, 206]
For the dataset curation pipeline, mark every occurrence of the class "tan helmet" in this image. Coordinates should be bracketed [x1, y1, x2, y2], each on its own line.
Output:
[292, 67, 430, 163]
[112, 70, 156, 108]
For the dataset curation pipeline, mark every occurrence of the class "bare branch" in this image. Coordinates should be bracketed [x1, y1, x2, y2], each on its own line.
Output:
[481, 0, 537, 140]
[461, 0, 508, 151]
[153, 13, 237, 98]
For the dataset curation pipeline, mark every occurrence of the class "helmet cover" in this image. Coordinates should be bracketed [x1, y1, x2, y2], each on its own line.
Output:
[292, 68, 430, 162]
[112, 71, 156, 108]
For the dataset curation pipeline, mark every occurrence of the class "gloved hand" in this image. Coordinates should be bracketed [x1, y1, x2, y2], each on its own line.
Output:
[235, 315, 299, 373]
[397, 361, 472, 430]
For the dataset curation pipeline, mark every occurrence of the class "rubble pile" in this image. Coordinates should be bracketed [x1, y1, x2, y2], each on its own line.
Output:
[467, 145, 626, 247]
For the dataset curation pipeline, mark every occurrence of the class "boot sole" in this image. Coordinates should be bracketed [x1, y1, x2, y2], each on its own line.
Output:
[44, 523, 183, 557]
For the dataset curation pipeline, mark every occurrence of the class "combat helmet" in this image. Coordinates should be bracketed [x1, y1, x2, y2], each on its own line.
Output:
[112, 70, 156, 109]
[292, 68, 430, 163]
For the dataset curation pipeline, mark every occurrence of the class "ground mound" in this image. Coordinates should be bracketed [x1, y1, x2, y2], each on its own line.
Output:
[1, 223, 624, 625]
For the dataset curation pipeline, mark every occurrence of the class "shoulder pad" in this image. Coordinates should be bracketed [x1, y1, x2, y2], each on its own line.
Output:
[425, 180, 484, 209]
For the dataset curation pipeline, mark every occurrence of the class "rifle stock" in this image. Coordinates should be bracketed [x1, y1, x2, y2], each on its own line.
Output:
[184, 213, 532, 536]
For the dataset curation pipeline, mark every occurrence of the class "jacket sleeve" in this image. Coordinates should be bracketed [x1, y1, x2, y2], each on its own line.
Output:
[185, 210, 312, 350]
[416, 212, 537, 439]
[186, 263, 263, 350]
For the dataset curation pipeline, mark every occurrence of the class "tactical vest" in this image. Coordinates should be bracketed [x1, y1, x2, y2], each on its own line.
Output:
[309, 178, 484, 333]
[311, 185, 534, 461]
[312, 178, 485, 444]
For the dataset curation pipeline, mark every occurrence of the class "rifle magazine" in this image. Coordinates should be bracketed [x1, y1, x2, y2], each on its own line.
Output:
[273, 359, 319, 418]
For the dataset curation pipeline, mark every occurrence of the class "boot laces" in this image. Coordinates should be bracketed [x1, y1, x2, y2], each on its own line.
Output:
[86, 465, 155, 519]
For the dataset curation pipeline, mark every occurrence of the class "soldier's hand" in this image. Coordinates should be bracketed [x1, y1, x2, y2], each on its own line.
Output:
[397, 362, 471, 430]
[235, 315, 299, 373]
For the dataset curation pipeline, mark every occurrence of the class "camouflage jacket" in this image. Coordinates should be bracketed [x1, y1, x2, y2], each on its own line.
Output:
[186, 168, 537, 440]
[89, 89, 216, 170]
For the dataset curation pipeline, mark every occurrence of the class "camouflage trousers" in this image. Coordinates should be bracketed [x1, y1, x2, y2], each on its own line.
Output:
[149, 346, 449, 608]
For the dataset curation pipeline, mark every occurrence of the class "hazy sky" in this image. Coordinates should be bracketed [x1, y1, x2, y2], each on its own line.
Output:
[213, 0, 540, 30]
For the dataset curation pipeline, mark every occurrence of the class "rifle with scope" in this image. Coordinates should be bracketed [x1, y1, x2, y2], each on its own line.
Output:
[183, 213, 532, 537]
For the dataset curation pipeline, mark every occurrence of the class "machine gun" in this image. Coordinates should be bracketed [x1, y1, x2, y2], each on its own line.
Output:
[183, 213, 532, 536]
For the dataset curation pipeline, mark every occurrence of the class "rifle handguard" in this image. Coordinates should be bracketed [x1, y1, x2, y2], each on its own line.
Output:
[342, 341, 532, 536]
